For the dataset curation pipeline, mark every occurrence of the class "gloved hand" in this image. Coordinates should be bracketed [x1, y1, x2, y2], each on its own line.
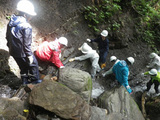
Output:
[126, 85, 131, 89]
[102, 73, 105, 77]
[60, 66, 65, 68]
[146, 65, 150, 68]
[59, 53, 61, 59]
[78, 47, 81, 50]
[28, 56, 33, 64]
[69, 58, 75, 62]
[86, 39, 91, 42]
[141, 73, 145, 77]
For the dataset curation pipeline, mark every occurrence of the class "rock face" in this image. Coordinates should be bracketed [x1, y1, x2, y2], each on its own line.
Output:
[98, 86, 145, 120]
[59, 67, 92, 103]
[29, 80, 91, 120]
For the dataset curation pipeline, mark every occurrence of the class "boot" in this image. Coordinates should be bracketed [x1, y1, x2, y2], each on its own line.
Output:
[21, 76, 29, 85]
[101, 63, 106, 69]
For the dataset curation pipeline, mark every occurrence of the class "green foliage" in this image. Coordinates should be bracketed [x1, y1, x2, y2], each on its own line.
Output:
[131, 0, 160, 50]
[83, 0, 122, 32]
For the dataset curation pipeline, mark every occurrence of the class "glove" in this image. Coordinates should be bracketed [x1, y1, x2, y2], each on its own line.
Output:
[28, 56, 33, 64]
[141, 73, 145, 77]
[146, 65, 150, 68]
[102, 73, 105, 77]
[60, 66, 65, 68]
[69, 58, 75, 62]
[59, 53, 61, 59]
[126, 85, 130, 89]
[86, 39, 91, 42]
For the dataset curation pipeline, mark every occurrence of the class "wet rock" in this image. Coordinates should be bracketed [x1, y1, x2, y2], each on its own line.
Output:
[0, 97, 26, 119]
[98, 86, 145, 120]
[29, 80, 91, 120]
[59, 67, 92, 103]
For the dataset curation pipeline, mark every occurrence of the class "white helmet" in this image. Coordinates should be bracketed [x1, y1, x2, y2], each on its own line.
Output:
[101, 30, 108, 37]
[79, 43, 92, 54]
[17, 0, 37, 16]
[127, 57, 134, 65]
[149, 69, 157, 75]
[149, 52, 157, 59]
[58, 37, 68, 46]
[110, 56, 117, 62]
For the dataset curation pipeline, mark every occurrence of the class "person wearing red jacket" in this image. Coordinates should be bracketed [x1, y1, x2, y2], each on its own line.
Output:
[36, 37, 68, 68]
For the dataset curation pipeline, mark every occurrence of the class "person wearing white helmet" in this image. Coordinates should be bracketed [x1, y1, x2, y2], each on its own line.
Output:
[69, 43, 101, 79]
[146, 52, 160, 72]
[142, 69, 160, 94]
[6, 0, 41, 85]
[102, 56, 120, 77]
[112, 57, 135, 94]
[36, 37, 68, 69]
[87, 30, 109, 69]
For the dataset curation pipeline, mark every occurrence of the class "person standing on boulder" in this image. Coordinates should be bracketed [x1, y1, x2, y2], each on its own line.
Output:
[142, 69, 160, 94]
[69, 43, 101, 79]
[6, 0, 41, 85]
[35, 37, 68, 69]
[87, 30, 109, 69]
[112, 57, 135, 94]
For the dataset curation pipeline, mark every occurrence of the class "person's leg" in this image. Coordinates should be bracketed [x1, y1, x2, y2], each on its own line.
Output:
[100, 51, 108, 69]
[154, 80, 160, 93]
[28, 55, 41, 83]
[13, 57, 29, 84]
[146, 79, 153, 91]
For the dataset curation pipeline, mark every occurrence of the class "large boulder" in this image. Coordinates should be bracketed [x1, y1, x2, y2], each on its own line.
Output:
[59, 67, 92, 103]
[0, 97, 26, 120]
[98, 86, 145, 120]
[29, 80, 91, 120]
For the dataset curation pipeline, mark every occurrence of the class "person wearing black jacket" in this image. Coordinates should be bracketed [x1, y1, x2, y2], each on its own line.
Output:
[6, 0, 41, 85]
[87, 30, 109, 69]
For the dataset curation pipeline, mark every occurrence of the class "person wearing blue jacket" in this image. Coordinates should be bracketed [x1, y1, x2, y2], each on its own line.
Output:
[112, 57, 135, 94]
[87, 30, 109, 69]
[6, 0, 41, 85]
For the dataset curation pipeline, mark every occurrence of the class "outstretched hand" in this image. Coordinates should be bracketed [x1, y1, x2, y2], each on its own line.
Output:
[69, 58, 75, 62]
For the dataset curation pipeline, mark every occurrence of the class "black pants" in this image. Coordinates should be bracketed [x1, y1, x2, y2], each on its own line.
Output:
[13, 55, 40, 82]
[147, 79, 160, 93]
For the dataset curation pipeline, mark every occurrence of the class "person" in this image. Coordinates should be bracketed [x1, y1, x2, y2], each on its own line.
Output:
[102, 56, 120, 77]
[87, 30, 109, 69]
[6, 0, 41, 85]
[146, 52, 160, 72]
[35, 37, 68, 69]
[112, 57, 135, 94]
[142, 69, 160, 94]
[69, 43, 101, 79]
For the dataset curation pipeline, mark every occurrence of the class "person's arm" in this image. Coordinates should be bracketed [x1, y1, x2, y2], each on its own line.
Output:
[75, 54, 91, 61]
[52, 51, 64, 68]
[122, 69, 129, 86]
[23, 27, 33, 57]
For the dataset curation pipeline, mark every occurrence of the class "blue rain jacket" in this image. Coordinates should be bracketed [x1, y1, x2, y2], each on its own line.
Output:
[112, 60, 132, 93]
[6, 14, 33, 57]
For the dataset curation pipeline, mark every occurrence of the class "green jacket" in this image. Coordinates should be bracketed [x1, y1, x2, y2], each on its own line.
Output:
[144, 71, 160, 82]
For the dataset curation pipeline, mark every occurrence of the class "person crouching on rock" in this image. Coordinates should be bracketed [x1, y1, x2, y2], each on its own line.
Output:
[112, 57, 135, 94]
[69, 43, 101, 79]
[36, 37, 68, 69]
[142, 69, 160, 94]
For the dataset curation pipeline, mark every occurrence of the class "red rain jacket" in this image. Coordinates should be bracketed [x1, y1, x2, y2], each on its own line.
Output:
[36, 41, 64, 68]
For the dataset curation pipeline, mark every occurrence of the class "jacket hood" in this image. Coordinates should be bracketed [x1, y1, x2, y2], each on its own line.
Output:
[9, 14, 26, 27]
[118, 60, 127, 67]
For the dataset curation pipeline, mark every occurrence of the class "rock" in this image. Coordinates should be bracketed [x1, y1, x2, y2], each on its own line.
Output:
[0, 97, 26, 119]
[59, 67, 92, 103]
[29, 80, 91, 120]
[98, 86, 145, 120]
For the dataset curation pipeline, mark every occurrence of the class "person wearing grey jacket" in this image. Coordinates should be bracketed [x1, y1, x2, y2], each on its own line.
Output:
[69, 43, 101, 79]
[146, 52, 160, 72]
